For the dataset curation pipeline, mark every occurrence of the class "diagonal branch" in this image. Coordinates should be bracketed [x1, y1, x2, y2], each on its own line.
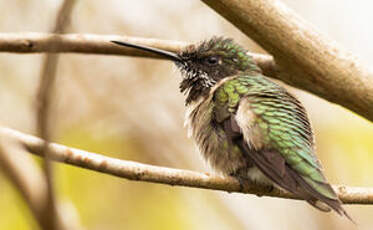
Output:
[201, 0, 373, 122]
[0, 137, 48, 227]
[1, 126, 372, 205]
[0, 134, 84, 230]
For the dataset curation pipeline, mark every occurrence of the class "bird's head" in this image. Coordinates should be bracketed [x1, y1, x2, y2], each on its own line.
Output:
[111, 37, 260, 104]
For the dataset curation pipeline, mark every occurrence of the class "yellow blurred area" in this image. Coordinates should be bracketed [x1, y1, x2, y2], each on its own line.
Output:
[0, 0, 373, 229]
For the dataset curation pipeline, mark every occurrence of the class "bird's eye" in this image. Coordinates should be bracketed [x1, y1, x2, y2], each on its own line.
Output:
[205, 56, 219, 66]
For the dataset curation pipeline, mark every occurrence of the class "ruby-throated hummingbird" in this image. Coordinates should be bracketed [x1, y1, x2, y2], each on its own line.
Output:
[111, 37, 352, 220]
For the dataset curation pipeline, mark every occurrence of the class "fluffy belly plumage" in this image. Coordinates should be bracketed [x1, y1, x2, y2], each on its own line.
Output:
[185, 98, 271, 185]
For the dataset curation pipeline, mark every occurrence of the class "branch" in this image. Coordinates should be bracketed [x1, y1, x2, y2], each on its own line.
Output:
[0, 137, 48, 226]
[0, 134, 84, 230]
[0, 32, 275, 76]
[201, 0, 373, 122]
[1, 32, 372, 124]
[0, 33, 186, 56]
[0, 32, 273, 66]
[1, 127, 372, 205]
[36, 1, 76, 230]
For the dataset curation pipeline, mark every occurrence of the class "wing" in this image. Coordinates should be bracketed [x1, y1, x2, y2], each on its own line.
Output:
[213, 75, 351, 219]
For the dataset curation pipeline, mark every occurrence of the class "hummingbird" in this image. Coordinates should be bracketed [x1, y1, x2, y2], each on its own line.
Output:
[111, 37, 352, 220]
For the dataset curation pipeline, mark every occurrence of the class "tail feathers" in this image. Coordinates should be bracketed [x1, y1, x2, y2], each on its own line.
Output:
[307, 200, 331, 212]
[307, 198, 355, 223]
[291, 170, 355, 223]
[235, 142, 355, 222]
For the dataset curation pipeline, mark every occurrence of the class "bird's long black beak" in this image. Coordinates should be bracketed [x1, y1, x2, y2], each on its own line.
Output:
[111, 40, 182, 62]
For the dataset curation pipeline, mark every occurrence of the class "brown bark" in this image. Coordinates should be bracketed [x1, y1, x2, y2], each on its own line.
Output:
[1, 127, 372, 205]
[202, 0, 373, 122]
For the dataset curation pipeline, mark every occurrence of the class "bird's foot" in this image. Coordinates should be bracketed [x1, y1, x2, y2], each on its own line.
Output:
[231, 174, 274, 197]
[256, 184, 274, 197]
[234, 176, 252, 193]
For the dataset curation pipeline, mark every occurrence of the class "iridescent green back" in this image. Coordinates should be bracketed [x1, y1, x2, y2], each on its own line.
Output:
[214, 74, 337, 200]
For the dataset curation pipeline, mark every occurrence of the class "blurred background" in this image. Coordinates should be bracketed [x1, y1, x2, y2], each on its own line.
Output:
[0, 0, 372, 229]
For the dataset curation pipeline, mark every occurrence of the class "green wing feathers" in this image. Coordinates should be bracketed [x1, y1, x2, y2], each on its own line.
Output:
[247, 86, 338, 200]
[214, 74, 348, 214]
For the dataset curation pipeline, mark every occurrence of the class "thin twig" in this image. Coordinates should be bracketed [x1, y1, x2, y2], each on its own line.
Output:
[1, 127, 372, 205]
[0, 135, 84, 230]
[0, 137, 48, 227]
[0, 32, 274, 71]
[1, 32, 373, 125]
[36, 1, 76, 229]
